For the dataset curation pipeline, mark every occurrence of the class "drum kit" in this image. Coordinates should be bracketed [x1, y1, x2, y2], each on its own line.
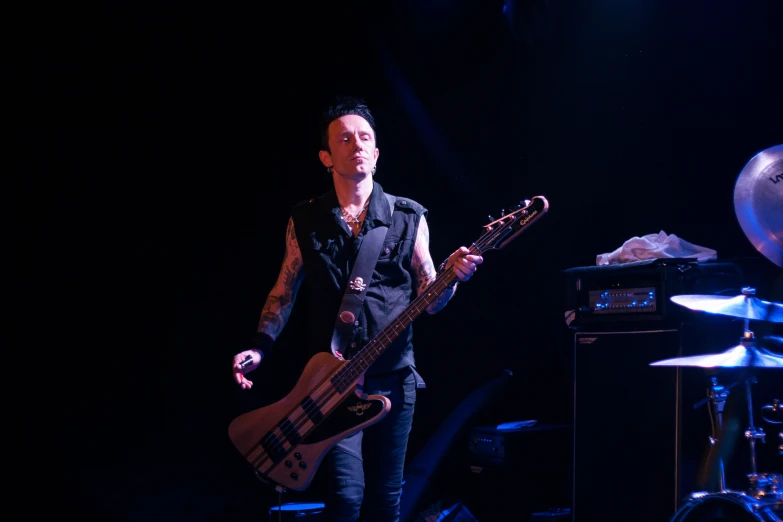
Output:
[650, 287, 782, 521]
[648, 144, 783, 521]
[649, 288, 782, 521]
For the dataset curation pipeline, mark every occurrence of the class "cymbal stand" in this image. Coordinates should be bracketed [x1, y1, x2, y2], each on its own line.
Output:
[743, 376, 767, 492]
[697, 376, 731, 491]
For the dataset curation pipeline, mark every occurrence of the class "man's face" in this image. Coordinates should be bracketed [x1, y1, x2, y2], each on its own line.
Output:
[324, 114, 379, 178]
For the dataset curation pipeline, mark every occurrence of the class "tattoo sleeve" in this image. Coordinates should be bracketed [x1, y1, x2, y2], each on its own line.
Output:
[257, 217, 305, 340]
[411, 215, 457, 314]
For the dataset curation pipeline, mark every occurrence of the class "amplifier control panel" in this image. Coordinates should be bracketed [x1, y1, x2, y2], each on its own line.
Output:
[564, 260, 744, 326]
[588, 286, 657, 314]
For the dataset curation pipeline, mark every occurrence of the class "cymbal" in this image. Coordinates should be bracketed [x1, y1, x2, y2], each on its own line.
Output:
[650, 345, 783, 369]
[734, 143, 783, 268]
[671, 292, 783, 322]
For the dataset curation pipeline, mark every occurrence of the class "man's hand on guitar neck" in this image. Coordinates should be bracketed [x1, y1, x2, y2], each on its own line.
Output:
[444, 246, 483, 282]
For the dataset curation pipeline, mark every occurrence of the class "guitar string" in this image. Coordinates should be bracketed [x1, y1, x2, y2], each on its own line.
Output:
[253, 210, 526, 472]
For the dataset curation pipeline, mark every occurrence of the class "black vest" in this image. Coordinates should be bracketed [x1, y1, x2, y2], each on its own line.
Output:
[290, 181, 426, 375]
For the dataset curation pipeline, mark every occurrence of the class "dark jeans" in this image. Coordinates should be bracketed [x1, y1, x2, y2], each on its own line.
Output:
[321, 367, 418, 522]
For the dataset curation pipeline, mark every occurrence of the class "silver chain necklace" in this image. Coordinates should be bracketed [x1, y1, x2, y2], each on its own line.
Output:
[340, 202, 369, 228]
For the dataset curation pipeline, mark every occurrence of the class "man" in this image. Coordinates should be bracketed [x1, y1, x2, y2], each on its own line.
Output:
[231, 96, 483, 522]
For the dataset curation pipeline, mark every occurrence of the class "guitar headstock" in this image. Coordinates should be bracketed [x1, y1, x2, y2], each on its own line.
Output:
[476, 196, 549, 253]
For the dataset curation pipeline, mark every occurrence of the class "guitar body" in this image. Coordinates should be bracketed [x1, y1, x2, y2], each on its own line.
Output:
[228, 351, 391, 491]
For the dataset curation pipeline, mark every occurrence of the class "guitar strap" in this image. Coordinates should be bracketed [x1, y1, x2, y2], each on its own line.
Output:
[330, 194, 396, 359]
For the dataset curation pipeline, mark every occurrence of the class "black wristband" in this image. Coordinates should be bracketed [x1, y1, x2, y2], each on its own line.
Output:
[250, 332, 275, 359]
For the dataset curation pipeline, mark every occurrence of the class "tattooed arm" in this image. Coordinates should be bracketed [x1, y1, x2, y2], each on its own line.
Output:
[411, 215, 484, 314]
[233, 217, 305, 389]
[257, 217, 305, 340]
[411, 215, 454, 314]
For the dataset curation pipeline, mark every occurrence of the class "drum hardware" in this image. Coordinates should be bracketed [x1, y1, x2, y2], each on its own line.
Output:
[741, 376, 771, 500]
[691, 376, 735, 492]
[688, 375, 770, 496]
[748, 472, 782, 504]
[651, 348, 777, 496]
[761, 399, 782, 457]
[655, 292, 782, 516]
[761, 399, 783, 425]
[697, 374, 771, 499]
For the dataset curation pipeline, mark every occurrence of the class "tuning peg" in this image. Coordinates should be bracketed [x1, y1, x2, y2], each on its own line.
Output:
[488, 215, 495, 222]
[523, 199, 531, 206]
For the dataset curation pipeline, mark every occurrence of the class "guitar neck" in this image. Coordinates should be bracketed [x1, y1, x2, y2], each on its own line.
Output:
[335, 247, 479, 389]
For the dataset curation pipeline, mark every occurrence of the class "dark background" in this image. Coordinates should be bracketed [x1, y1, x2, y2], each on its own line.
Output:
[17, 0, 782, 521]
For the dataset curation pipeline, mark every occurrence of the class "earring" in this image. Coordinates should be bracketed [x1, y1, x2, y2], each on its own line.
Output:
[326, 166, 333, 174]
[371, 165, 377, 175]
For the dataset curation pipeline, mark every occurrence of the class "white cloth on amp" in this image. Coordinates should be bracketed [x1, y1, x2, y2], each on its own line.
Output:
[596, 230, 717, 266]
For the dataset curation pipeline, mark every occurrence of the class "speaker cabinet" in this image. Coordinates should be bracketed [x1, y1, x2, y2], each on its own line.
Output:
[573, 328, 685, 522]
